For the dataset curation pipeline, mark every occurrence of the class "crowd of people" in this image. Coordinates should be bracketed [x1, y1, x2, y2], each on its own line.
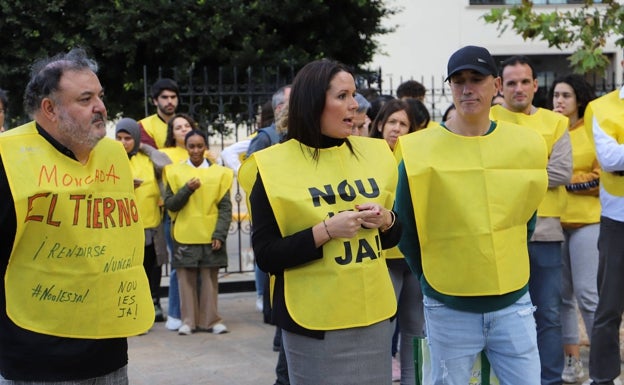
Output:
[0, 45, 623, 385]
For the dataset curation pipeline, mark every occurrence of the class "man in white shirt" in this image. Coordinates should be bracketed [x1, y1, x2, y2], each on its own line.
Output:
[583, 74, 624, 385]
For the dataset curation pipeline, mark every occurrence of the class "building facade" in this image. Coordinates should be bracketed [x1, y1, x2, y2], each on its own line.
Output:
[370, 0, 622, 118]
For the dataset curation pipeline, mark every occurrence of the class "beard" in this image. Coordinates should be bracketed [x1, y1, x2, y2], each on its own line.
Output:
[58, 108, 106, 150]
[158, 103, 176, 117]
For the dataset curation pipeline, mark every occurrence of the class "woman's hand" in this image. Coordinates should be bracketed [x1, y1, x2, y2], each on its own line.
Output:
[325, 204, 392, 238]
[211, 239, 222, 250]
[313, 204, 394, 247]
[355, 203, 393, 231]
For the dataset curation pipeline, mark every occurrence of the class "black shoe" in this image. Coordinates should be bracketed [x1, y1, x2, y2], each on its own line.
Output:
[154, 304, 165, 322]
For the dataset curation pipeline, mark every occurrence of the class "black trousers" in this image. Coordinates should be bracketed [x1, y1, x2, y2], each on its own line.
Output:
[589, 216, 624, 384]
[143, 243, 162, 303]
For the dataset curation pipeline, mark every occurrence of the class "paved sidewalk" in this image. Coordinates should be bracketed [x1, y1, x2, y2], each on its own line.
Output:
[127, 287, 623, 385]
[128, 291, 277, 385]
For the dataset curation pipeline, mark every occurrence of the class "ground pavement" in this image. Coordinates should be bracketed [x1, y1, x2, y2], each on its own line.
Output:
[128, 290, 277, 385]
[127, 283, 623, 385]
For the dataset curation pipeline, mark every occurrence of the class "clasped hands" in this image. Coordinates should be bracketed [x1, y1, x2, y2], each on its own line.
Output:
[323, 203, 392, 240]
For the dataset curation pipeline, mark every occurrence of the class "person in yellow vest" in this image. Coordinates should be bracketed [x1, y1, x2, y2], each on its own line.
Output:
[0, 48, 153, 383]
[548, 74, 599, 384]
[139, 78, 179, 149]
[162, 113, 195, 164]
[163, 113, 219, 165]
[239, 59, 401, 385]
[395, 45, 548, 384]
[163, 130, 233, 336]
[370, 97, 426, 385]
[159, 112, 194, 331]
[583, 62, 624, 385]
[115, 117, 171, 327]
[160, 112, 220, 331]
[490, 55, 572, 385]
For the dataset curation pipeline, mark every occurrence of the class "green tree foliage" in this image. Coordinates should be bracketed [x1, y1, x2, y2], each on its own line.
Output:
[0, 0, 395, 125]
[481, 0, 624, 75]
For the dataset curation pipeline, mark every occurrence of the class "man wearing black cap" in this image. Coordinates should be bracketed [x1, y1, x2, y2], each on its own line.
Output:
[491, 56, 572, 385]
[395, 45, 548, 384]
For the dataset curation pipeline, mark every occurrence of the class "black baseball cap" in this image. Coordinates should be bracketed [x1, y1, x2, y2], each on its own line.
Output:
[446, 45, 498, 81]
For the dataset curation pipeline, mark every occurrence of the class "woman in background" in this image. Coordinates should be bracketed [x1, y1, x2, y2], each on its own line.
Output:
[549, 74, 599, 384]
[164, 130, 233, 336]
[370, 97, 425, 385]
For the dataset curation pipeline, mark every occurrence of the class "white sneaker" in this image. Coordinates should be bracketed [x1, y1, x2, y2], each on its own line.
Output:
[166, 316, 182, 331]
[212, 323, 228, 334]
[256, 296, 263, 312]
[562, 355, 584, 383]
[582, 379, 622, 385]
[392, 356, 400, 382]
[178, 324, 192, 335]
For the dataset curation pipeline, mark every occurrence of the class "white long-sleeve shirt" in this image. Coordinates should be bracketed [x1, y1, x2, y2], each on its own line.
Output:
[592, 86, 624, 222]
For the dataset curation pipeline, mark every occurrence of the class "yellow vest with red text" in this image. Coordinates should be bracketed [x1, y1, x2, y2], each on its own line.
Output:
[129, 152, 162, 229]
[0, 122, 154, 338]
[584, 90, 624, 196]
[164, 162, 233, 244]
[491, 105, 568, 217]
[139, 114, 167, 149]
[240, 137, 397, 330]
[398, 123, 548, 296]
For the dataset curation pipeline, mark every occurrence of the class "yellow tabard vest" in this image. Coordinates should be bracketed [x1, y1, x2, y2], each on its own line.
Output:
[129, 152, 162, 229]
[161, 146, 188, 165]
[240, 137, 398, 330]
[561, 124, 601, 224]
[584, 90, 624, 196]
[0, 122, 154, 338]
[383, 246, 403, 260]
[160, 147, 218, 172]
[164, 162, 233, 244]
[397, 123, 548, 296]
[385, 145, 407, 261]
[139, 114, 167, 149]
[491, 104, 568, 217]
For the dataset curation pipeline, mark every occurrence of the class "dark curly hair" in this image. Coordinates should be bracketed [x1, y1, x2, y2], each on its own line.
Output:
[547, 74, 596, 119]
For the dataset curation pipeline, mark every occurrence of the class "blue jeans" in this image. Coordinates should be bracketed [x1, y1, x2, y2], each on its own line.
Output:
[423, 292, 540, 385]
[255, 263, 267, 297]
[164, 214, 181, 319]
[528, 241, 563, 385]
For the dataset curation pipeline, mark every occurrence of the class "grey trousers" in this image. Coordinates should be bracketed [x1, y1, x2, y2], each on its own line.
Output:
[0, 366, 127, 385]
[561, 224, 599, 345]
[282, 320, 393, 385]
[388, 261, 425, 385]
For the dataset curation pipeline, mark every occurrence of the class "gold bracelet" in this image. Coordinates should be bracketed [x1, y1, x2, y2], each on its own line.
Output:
[323, 219, 333, 239]
[381, 210, 396, 233]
